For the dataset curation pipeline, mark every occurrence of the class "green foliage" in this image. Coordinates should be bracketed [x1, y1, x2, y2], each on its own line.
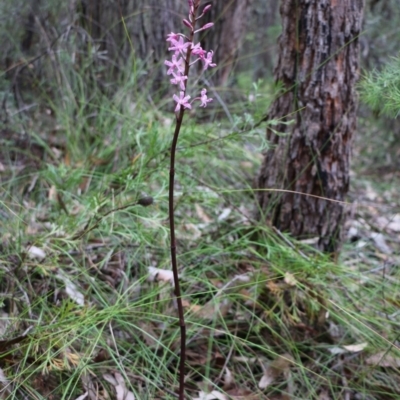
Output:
[0, 1, 400, 398]
[360, 56, 400, 117]
[1, 67, 400, 396]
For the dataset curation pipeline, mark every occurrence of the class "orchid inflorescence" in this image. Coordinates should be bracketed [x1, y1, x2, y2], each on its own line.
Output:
[165, 0, 216, 113]
[166, 3, 216, 398]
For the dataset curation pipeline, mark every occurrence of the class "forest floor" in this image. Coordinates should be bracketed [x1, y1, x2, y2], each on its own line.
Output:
[0, 101, 400, 400]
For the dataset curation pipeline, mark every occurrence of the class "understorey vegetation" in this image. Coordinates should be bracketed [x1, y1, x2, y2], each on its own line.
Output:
[0, 1, 400, 399]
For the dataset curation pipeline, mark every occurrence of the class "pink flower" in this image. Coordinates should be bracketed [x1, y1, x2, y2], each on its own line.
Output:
[203, 51, 216, 70]
[199, 89, 212, 107]
[165, 2, 216, 114]
[202, 4, 212, 14]
[168, 36, 191, 55]
[191, 43, 206, 58]
[173, 91, 192, 112]
[166, 32, 180, 44]
[164, 54, 185, 75]
[194, 23, 214, 34]
[170, 73, 188, 90]
[183, 19, 193, 29]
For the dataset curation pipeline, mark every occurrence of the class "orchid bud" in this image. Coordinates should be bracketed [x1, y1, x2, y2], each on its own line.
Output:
[194, 22, 214, 34]
[201, 22, 214, 30]
[183, 19, 193, 29]
[202, 4, 212, 14]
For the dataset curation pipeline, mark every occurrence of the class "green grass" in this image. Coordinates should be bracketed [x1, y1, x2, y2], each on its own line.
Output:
[1, 38, 400, 400]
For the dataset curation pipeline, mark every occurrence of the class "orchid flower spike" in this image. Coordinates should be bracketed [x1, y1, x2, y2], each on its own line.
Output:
[165, 0, 216, 114]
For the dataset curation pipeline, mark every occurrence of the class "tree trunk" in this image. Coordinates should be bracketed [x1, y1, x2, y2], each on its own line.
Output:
[250, 0, 280, 80]
[78, 0, 182, 71]
[202, 0, 252, 86]
[255, 0, 364, 253]
[1, 0, 251, 99]
[77, 0, 250, 87]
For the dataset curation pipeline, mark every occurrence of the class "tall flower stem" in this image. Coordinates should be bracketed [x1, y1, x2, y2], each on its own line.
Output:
[169, 9, 196, 400]
[169, 115, 187, 400]
[166, 1, 215, 397]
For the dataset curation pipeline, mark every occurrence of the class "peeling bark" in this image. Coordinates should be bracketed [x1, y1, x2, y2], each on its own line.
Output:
[255, 0, 364, 253]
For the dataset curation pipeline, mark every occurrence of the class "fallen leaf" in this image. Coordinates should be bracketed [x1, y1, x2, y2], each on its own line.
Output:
[258, 370, 275, 389]
[317, 390, 331, 400]
[328, 347, 346, 355]
[233, 356, 259, 364]
[329, 342, 368, 356]
[81, 371, 98, 400]
[218, 208, 231, 221]
[74, 393, 88, 400]
[177, 223, 202, 240]
[191, 298, 232, 320]
[364, 183, 378, 201]
[259, 354, 294, 389]
[222, 367, 234, 390]
[195, 204, 212, 223]
[371, 233, 392, 254]
[0, 367, 10, 393]
[103, 372, 135, 400]
[225, 388, 259, 399]
[366, 351, 400, 368]
[193, 390, 227, 400]
[387, 214, 400, 232]
[266, 280, 282, 296]
[342, 342, 368, 352]
[376, 216, 389, 230]
[48, 185, 58, 201]
[27, 245, 46, 260]
[56, 274, 85, 306]
[284, 272, 298, 286]
[148, 267, 174, 285]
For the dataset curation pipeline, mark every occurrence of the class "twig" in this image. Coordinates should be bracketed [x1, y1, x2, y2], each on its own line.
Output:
[71, 196, 153, 240]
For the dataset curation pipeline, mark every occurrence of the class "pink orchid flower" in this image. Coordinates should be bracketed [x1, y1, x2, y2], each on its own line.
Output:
[165, 1, 216, 114]
[166, 32, 180, 44]
[168, 36, 191, 55]
[199, 89, 212, 107]
[173, 91, 192, 112]
[203, 51, 216, 70]
[170, 73, 188, 90]
[164, 54, 185, 75]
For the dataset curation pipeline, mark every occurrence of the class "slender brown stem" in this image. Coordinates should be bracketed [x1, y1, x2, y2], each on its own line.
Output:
[169, 110, 187, 400]
[169, 3, 201, 399]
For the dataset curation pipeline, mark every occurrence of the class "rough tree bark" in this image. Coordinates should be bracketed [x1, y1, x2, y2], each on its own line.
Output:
[202, 0, 252, 86]
[255, 0, 364, 253]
